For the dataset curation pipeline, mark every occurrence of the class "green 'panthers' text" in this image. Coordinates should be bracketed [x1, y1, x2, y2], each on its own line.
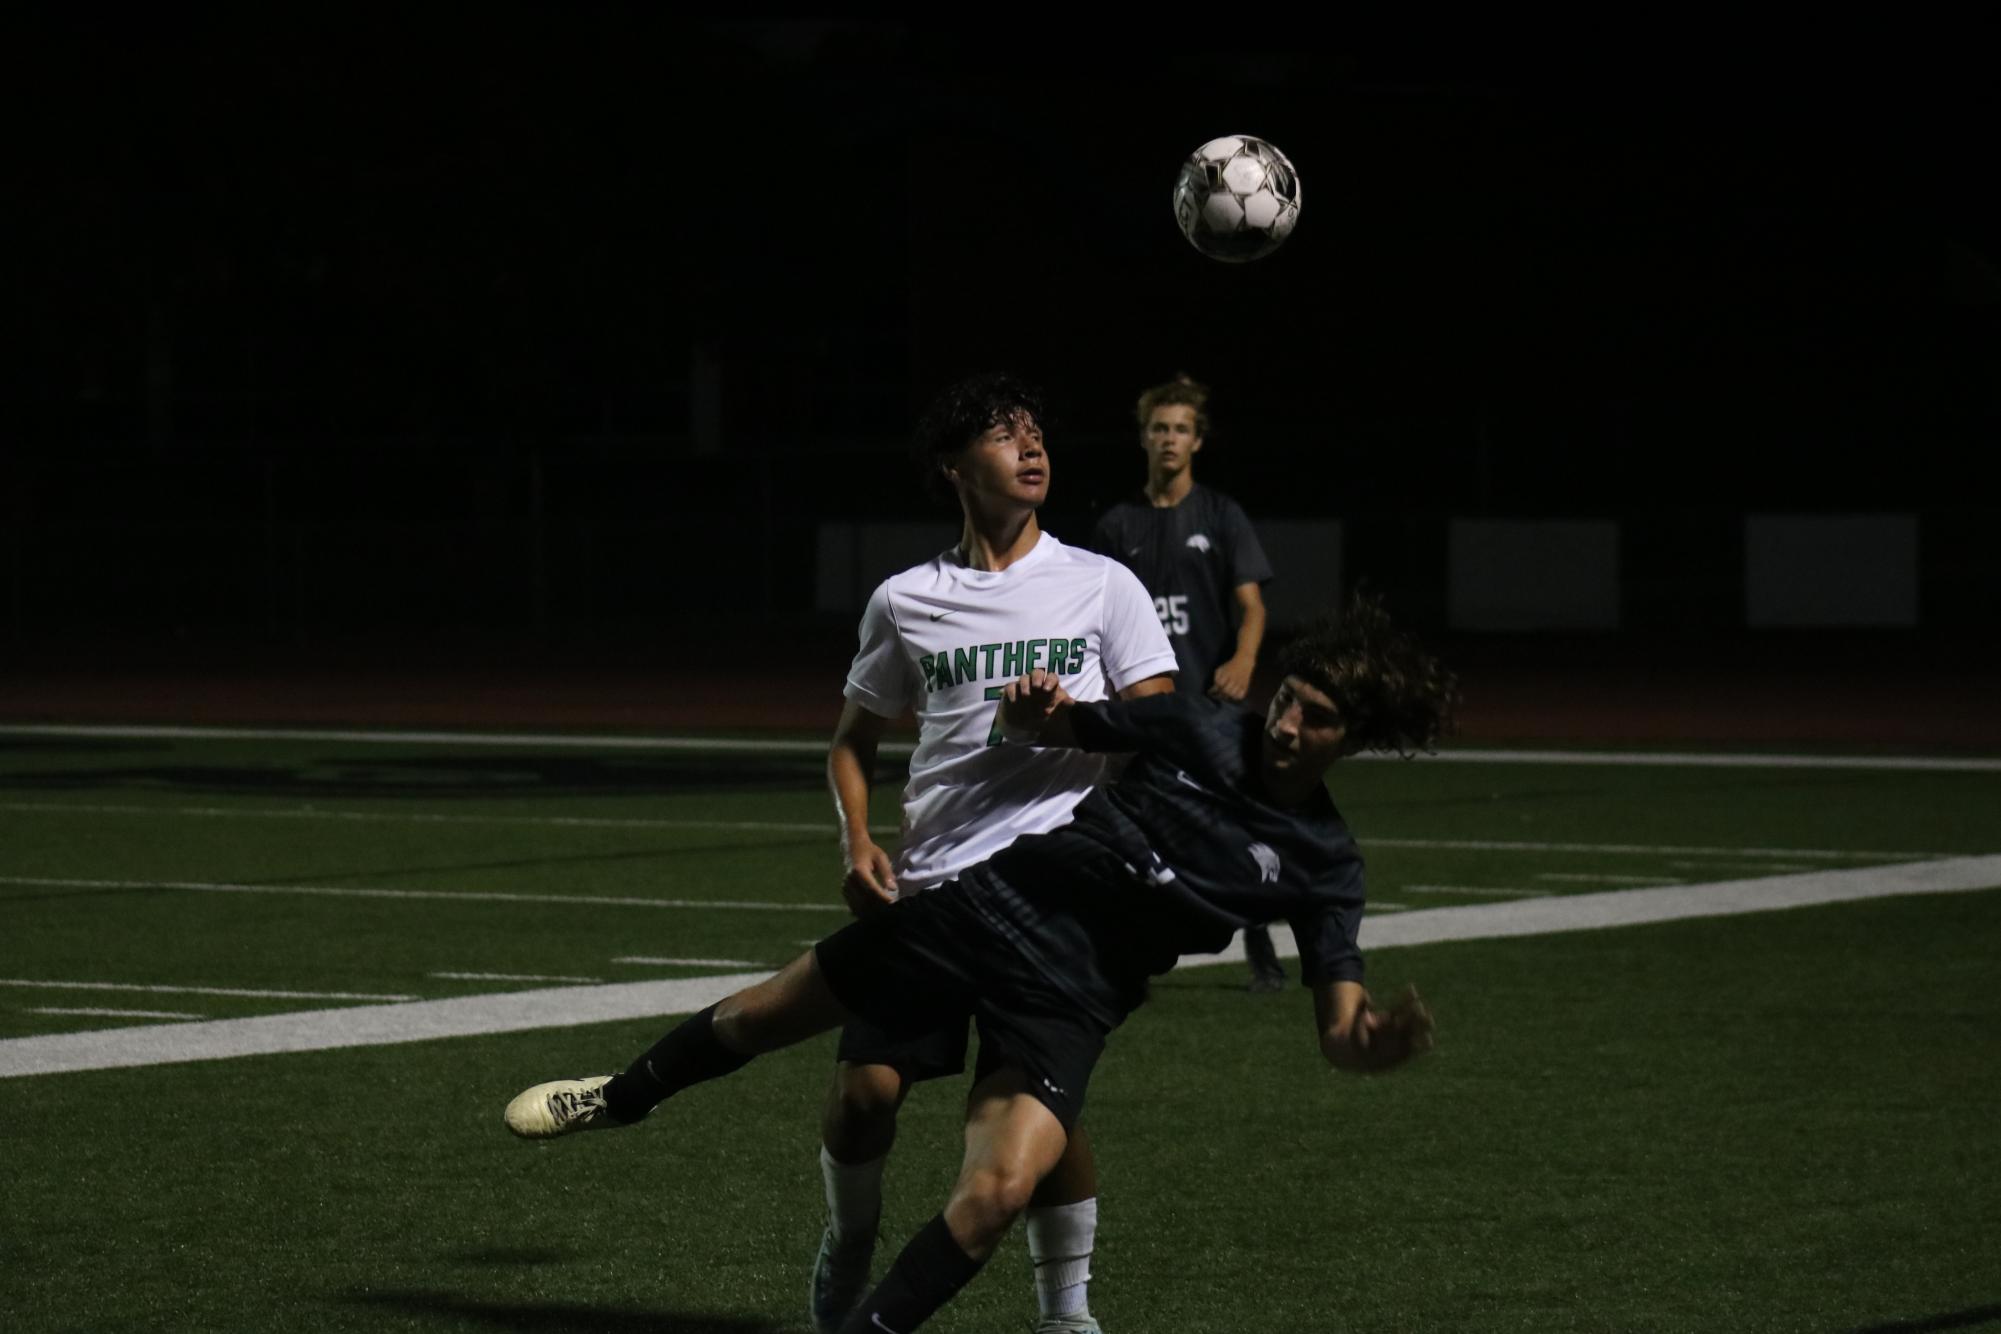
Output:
[918, 638, 1088, 694]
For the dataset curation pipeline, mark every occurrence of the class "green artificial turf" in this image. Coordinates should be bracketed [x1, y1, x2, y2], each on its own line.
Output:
[3, 731, 1998, 1331]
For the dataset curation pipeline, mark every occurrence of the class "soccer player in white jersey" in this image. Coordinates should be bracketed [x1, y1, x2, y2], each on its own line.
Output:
[815, 373, 1176, 1334]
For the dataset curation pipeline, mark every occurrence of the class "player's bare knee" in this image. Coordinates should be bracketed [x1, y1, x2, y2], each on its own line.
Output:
[822, 1063, 905, 1156]
[949, 1165, 1036, 1245]
[835, 1062, 905, 1117]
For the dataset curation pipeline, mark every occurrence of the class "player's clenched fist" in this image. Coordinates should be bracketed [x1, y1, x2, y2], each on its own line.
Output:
[998, 668, 1077, 746]
[839, 837, 898, 916]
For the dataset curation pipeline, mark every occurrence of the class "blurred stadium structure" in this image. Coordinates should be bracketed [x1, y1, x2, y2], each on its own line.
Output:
[6, 22, 1996, 728]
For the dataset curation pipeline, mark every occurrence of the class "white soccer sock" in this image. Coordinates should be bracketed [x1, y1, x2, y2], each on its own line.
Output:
[1025, 1197, 1097, 1318]
[819, 1145, 886, 1242]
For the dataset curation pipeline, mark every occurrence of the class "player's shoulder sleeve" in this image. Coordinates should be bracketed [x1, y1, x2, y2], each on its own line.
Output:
[1215, 491, 1274, 587]
[843, 579, 918, 719]
[1288, 854, 1367, 985]
[1088, 507, 1121, 558]
[1094, 554, 1178, 688]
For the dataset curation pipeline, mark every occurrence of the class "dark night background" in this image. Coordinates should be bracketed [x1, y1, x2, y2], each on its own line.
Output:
[5, 18, 1997, 724]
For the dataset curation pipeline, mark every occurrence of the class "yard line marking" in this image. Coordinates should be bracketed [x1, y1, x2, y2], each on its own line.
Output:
[1179, 855, 2001, 970]
[1536, 872, 1683, 885]
[0, 801, 889, 839]
[28, 1007, 205, 1020]
[0, 875, 848, 914]
[1401, 885, 1556, 898]
[1668, 859, 1814, 873]
[1365, 902, 1410, 912]
[1384, 749, 2001, 773]
[0, 973, 773, 1078]
[0, 723, 911, 757]
[0, 801, 1950, 863]
[4, 723, 1999, 771]
[0, 978, 419, 1001]
[1366, 836, 1931, 861]
[612, 956, 762, 968]
[430, 972, 602, 984]
[6, 856, 1998, 1079]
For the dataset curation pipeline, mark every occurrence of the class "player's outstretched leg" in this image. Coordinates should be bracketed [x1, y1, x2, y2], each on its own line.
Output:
[502, 951, 848, 1140]
[1243, 922, 1286, 994]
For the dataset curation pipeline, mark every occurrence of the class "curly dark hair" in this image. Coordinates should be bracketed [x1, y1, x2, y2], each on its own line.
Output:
[908, 372, 1050, 503]
[1278, 591, 1459, 758]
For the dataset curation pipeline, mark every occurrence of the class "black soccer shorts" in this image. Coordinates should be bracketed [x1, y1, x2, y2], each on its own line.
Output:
[814, 873, 1111, 1132]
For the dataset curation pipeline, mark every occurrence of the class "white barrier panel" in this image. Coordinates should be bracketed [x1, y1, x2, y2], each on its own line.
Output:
[1745, 514, 1918, 628]
[1448, 519, 1621, 630]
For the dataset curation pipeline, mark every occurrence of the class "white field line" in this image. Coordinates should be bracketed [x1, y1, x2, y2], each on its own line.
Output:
[0, 875, 849, 914]
[4, 855, 1998, 1080]
[1402, 885, 1555, 898]
[612, 956, 762, 967]
[0, 972, 773, 1078]
[0, 978, 419, 1002]
[27, 1007, 206, 1020]
[0, 800, 1944, 864]
[1536, 872, 1683, 885]
[430, 972, 602, 984]
[1365, 836, 1930, 861]
[1182, 855, 2001, 968]
[0, 801, 890, 839]
[5, 723, 1999, 772]
[0, 723, 911, 757]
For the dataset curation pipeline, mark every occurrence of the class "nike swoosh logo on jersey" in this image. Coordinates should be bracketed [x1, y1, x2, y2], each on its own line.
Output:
[1175, 769, 1210, 794]
[871, 1316, 906, 1334]
[929, 610, 958, 622]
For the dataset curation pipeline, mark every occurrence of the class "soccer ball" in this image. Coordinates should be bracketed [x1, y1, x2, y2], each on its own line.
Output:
[1172, 135, 1301, 263]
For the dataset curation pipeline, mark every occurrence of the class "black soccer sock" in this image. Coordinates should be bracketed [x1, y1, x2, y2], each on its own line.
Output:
[602, 1003, 753, 1123]
[836, 1213, 987, 1334]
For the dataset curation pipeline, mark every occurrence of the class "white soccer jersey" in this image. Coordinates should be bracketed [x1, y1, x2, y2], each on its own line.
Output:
[844, 531, 1178, 893]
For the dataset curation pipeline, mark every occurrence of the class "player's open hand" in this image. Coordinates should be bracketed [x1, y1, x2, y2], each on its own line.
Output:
[840, 838, 898, 916]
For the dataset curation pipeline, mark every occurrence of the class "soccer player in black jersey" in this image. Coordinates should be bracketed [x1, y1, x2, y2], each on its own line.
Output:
[504, 595, 1454, 1334]
[1092, 375, 1293, 992]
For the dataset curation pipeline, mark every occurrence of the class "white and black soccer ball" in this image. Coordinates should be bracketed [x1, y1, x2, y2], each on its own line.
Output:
[1172, 135, 1301, 263]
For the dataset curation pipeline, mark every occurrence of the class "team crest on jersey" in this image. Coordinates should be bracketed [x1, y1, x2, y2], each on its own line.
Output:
[1248, 842, 1281, 884]
[1185, 533, 1212, 553]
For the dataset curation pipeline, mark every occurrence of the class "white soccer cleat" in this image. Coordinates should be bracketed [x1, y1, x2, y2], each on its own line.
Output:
[503, 1075, 621, 1140]
[1033, 1315, 1103, 1334]
[809, 1222, 878, 1334]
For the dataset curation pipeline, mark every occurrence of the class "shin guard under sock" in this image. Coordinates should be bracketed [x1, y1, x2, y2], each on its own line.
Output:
[602, 1003, 752, 1123]
[837, 1213, 986, 1334]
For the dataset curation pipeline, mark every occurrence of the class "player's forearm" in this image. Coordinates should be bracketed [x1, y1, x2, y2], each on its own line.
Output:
[1029, 701, 1079, 749]
[1231, 597, 1266, 666]
[826, 741, 879, 849]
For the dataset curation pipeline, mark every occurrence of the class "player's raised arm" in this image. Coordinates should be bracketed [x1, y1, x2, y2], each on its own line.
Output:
[1314, 979, 1435, 1075]
[828, 699, 898, 915]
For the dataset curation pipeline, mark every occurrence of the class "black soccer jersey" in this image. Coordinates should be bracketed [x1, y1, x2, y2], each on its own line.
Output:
[985, 692, 1366, 1001]
[1090, 485, 1273, 685]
